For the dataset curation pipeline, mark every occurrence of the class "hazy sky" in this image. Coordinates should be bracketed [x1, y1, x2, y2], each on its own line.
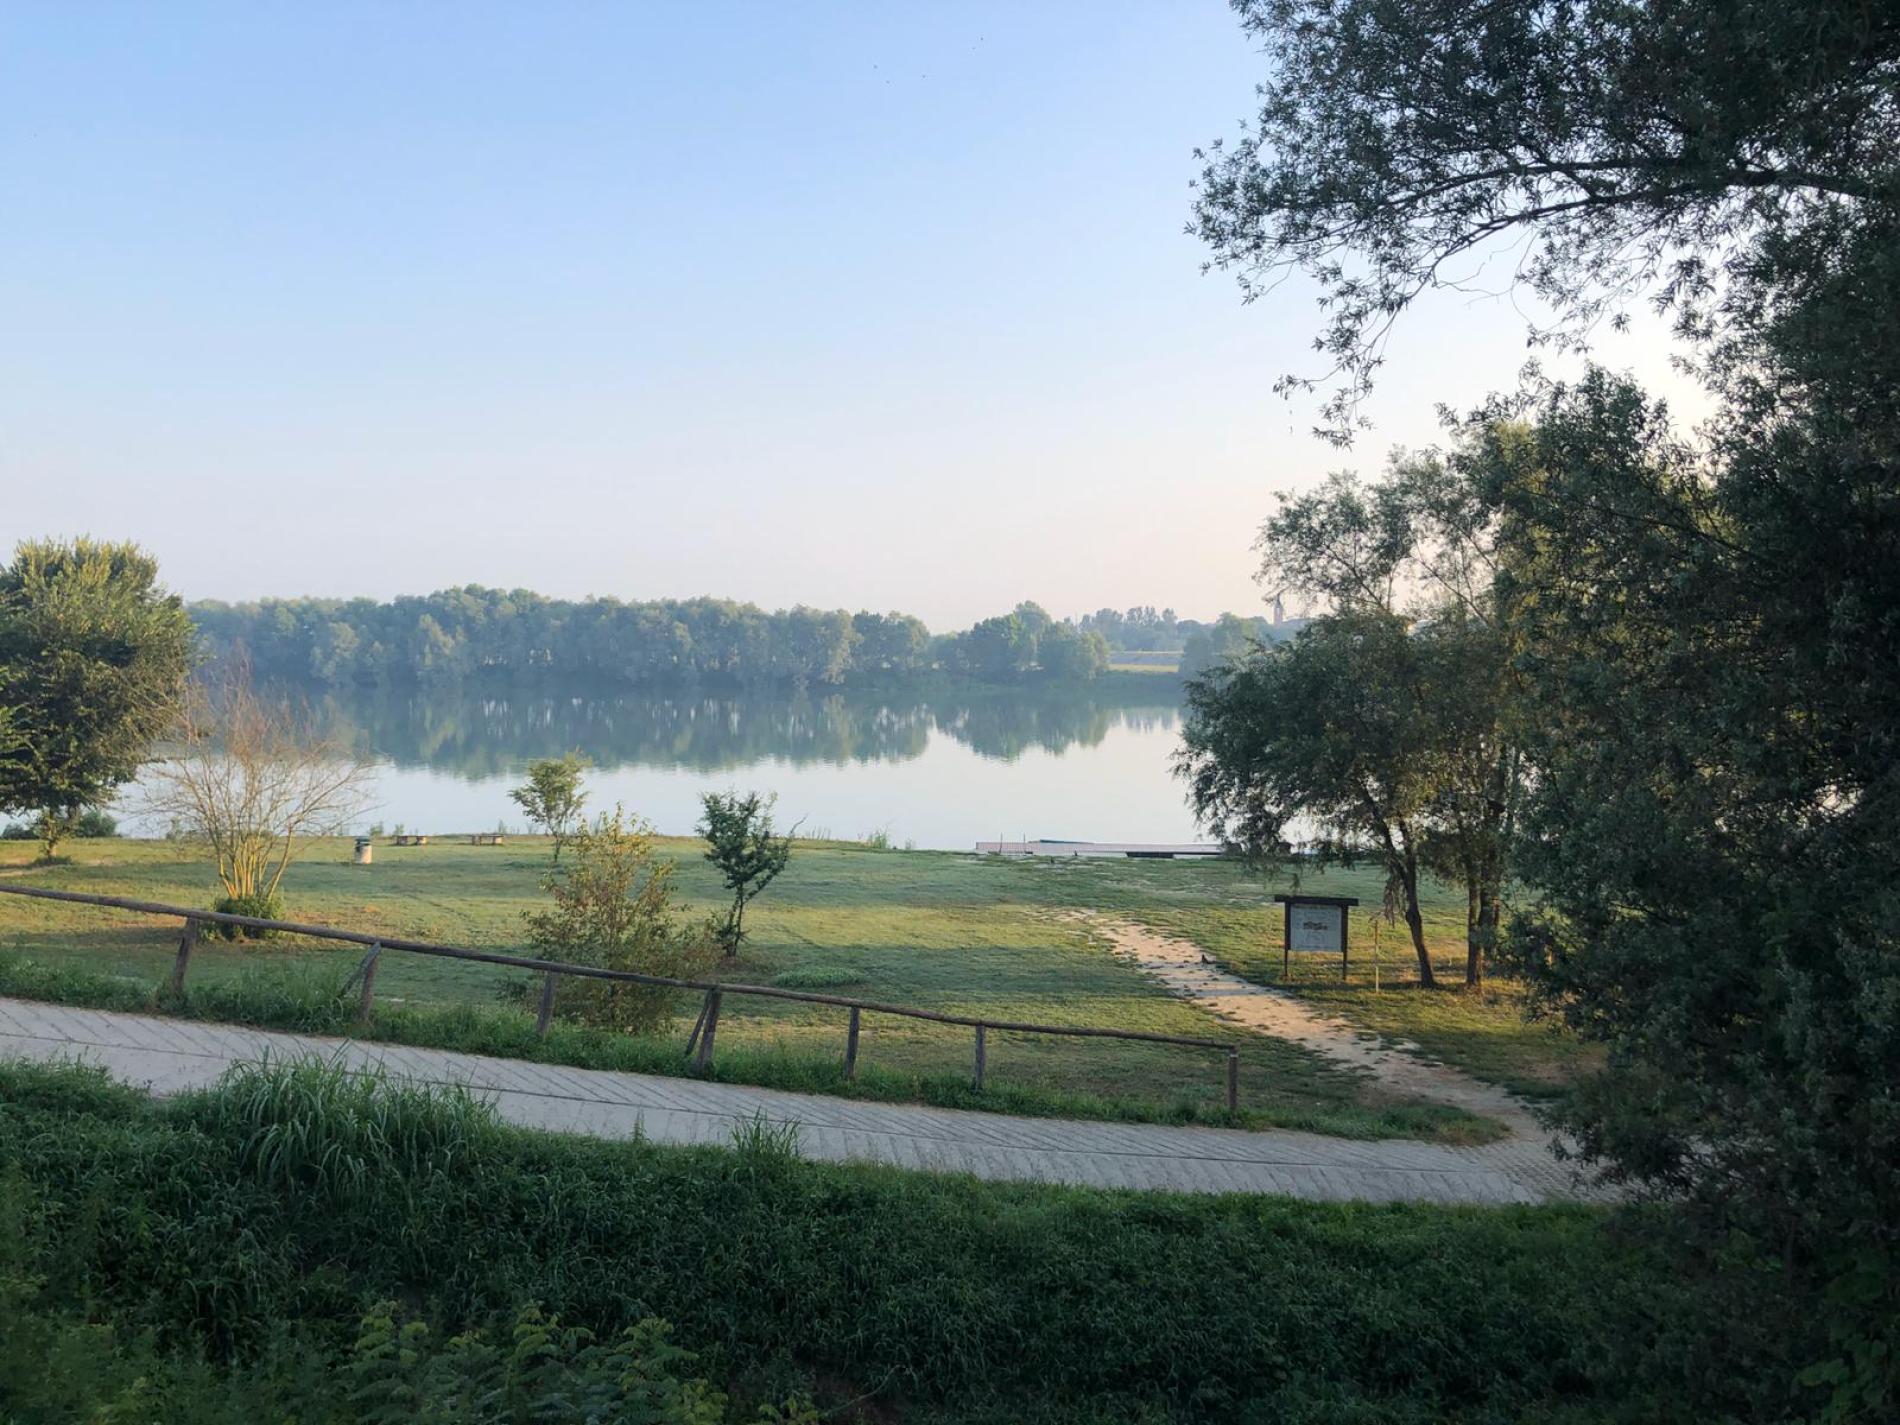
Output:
[1, 3, 1701, 629]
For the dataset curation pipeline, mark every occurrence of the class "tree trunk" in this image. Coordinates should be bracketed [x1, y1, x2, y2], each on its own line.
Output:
[1400, 848, 1435, 988]
[725, 895, 745, 957]
[1465, 876, 1482, 987]
[1472, 875, 1502, 988]
[36, 809, 64, 862]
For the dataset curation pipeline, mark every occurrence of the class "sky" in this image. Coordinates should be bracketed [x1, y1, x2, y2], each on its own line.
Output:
[0, 2, 1703, 630]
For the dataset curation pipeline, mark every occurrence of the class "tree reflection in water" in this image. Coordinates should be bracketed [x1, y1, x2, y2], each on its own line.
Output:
[309, 680, 1184, 781]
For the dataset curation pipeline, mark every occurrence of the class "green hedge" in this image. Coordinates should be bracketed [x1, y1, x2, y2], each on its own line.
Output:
[0, 1060, 1809, 1422]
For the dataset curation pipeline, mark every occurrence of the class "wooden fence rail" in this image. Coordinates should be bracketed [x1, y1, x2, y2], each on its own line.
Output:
[0, 882, 1243, 1109]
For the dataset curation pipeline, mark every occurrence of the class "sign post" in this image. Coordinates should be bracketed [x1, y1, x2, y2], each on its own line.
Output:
[1273, 895, 1361, 981]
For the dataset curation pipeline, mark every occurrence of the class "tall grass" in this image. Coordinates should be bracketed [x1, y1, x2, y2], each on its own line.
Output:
[0, 1059, 1811, 1423]
[179, 1059, 500, 1201]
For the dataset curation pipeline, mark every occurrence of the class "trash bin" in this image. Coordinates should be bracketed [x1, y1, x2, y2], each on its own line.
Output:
[353, 836, 373, 865]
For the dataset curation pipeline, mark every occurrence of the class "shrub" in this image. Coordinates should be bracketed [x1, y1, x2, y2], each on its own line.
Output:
[0, 1058, 1808, 1423]
[73, 808, 119, 838]
[523, 808, 717, 1034]
[211, 891, 285, 940]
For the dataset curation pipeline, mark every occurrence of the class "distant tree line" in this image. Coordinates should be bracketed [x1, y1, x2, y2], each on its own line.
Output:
[189, 589, 1300, 688]
[1077, 603, 1303, 655]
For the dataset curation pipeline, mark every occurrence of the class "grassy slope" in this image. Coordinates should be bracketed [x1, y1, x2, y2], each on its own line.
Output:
[0, 835, 1587, 1132]
[0, 1058, 1793, 1424]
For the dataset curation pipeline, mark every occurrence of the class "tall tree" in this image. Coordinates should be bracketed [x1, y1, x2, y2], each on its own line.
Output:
[1196, 1, 1900, 1407]
[1254, 454, 1527, 986]
[1178, 612, 1445, 986]
[1036, 623, 1110, 680]
[696, 790, 795, 956]
[0, 539, 193, 858]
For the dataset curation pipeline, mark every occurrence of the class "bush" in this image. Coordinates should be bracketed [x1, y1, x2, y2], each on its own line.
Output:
[73, 808, 119, 838]
[0, 821, 33, 840]
[210, 891, 285, 941]
[0, 1057, 1811, 1423]
[523, 808, 716, 1034]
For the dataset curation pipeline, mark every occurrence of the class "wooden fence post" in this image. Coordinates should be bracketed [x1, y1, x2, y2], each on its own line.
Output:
[973, 1024, 986, 1091]
[693, 989, 722, 1072]
[355, 942, 382, 1023]
[1226, 1049, 1240, 1113]
[843, 1005, 860, 1081]
[535, 969, 559, 1037]
[684, 996, 710, 1058]
[166, 917, 197, 996]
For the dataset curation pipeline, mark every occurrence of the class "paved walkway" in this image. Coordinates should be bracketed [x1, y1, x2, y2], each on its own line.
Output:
[0, 996, 1597, 1205]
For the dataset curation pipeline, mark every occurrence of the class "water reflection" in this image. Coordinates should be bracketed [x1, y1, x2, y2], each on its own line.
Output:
[320, 681, 1184, 781]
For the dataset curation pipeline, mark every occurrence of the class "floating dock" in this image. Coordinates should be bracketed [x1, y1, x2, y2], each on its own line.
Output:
[975, 839, 1227, 860]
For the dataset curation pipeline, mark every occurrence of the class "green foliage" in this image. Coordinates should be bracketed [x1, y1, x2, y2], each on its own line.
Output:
[507, 752, 589, 859]
[189, 589, 1156, 690]
[1240, 463, 1525, 985]
[1179, 612, 1454, 986]
[1192, 0, 1898, 440]
[209, 891, 286, 942]
[5, 807, 121, 840]
[72, 806, 119, 838]
[344, 1301, 737, 1425]
[1175, 612, 1271, 679]
[181, 1060, 500, 1202]
[1034, 621, 1110, 680]
[1195, 3, 1900, 1405]
[523, 808, 716, 1033]
[0, 538, 193, 858]
[0, 1058, 1809, 1422]
[697, 791, 793, 955]
[768, 965, 864, 990]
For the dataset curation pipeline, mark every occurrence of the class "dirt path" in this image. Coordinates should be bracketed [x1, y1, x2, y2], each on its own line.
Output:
[1073, 914, 1596, 1197]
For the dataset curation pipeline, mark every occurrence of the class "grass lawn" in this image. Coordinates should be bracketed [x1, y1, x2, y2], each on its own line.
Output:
[0, 834, 1589, 1133]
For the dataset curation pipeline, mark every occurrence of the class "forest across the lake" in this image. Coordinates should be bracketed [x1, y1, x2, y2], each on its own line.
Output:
[190, 588, 1306, 689]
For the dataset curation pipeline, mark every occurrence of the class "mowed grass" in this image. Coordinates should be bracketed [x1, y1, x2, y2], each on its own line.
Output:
[998, 854, 1601, 1099]
[0, 835, 1584, 1134]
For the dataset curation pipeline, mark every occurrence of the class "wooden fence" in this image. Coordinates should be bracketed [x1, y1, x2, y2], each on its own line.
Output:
[0, 883, 1242, 1108]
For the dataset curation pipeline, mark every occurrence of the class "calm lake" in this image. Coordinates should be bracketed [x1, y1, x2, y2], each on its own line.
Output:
[149, 680, 1201, 851]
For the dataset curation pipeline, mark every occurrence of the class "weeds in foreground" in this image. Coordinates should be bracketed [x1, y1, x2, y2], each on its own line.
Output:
[0, 1059, 1815, 1424]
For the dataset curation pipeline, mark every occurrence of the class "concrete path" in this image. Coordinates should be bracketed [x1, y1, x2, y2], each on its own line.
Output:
[0, 996, 1597, 1205]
